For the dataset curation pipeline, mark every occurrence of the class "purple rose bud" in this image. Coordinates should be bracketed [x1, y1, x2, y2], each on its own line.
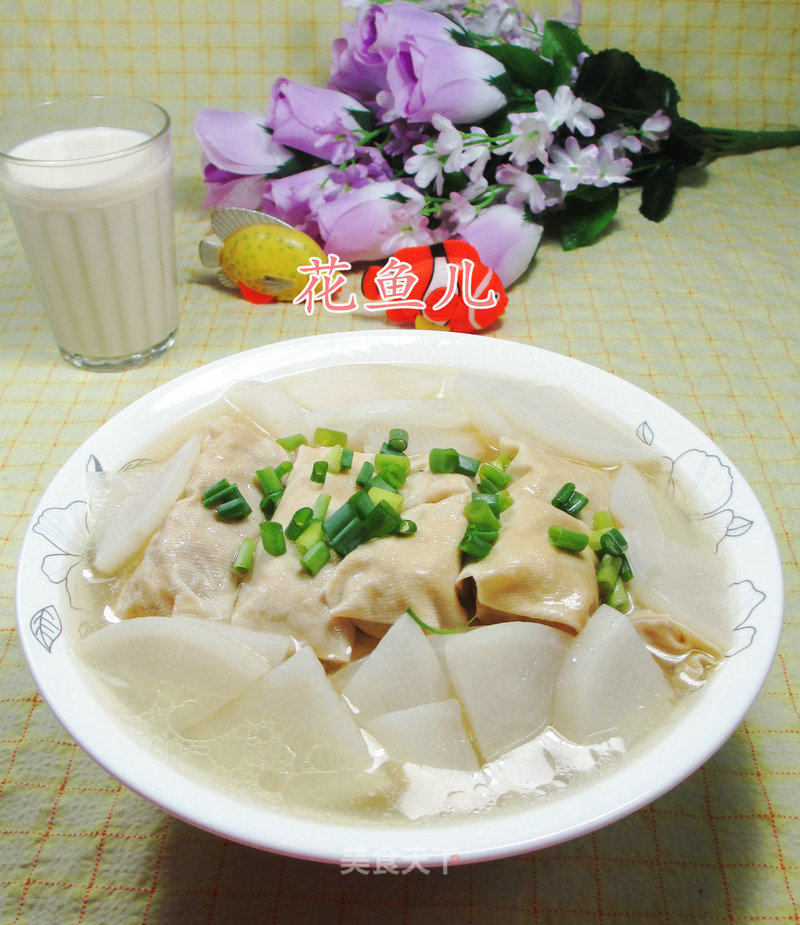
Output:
[201, 174, 270, 211]
[263, 165, 337, 229]
[316, 180, 423, 262]
[194, 109, 292, 175]
[330, 1, 456, 101]
[457, 205, 543, 286]
[384, 35, 506, 125]
[266, 79, 369, 165]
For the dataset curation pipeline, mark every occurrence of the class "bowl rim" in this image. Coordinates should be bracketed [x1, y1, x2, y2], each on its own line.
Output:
[15, 330, 784, 867]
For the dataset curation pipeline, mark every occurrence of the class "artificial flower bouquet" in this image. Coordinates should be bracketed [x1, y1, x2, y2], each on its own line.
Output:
[196, 0, 799, 288]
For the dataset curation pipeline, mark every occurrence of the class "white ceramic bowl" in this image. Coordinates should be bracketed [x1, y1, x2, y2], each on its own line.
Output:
[15, 331, 783, 866]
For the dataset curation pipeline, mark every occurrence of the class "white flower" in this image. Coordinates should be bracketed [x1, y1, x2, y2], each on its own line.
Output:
[440, 191, 478, 232]
[405, 141, 444, 194]
[600, 130, 642, 155]
[594, 143, 632, 186]
[534, 86, 604, 136]
[544, 136, 600, 191]
[381, 202, 435, 254]
[496, 164, 562, 213]
[640, 109, 671, 145]
[495, 112, 553, 167]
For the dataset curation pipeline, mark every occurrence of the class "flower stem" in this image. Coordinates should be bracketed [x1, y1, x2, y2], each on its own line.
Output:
[702, 127, 800, 158]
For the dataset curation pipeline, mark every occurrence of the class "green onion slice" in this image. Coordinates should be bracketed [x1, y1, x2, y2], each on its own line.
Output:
[329, 518, 367, 557]
[349, 489, 375, 520]
[471, 490, 512, 514]
[618, 554, 633, 583]
[397, 518, 417, 536]
[285, 507, 313, 541]
[387, 428, 409, 453]
[463, 499, 501, 531]
[275, 460, 293, 481]
[259, 521, 286, 557]
[217, 493, 252, 522]
[323, 445, 343, 474]
[551, 482, 576, 509]
[311, 460, 328, 484]
[203, 479, 230, 503]
[592, 510, 614, 531]
[478, 462, 511, 491]
[600, 528, 628, 558]
[259, 489, 284, 519]
[405, 607, 477, 635]
[300, 540, 330, 576]
[340, 448, 354, 470]
[564, 492, 589, 517]
[367, 486, 403, 514]
[458, 531, 495, 559]
[607, 576, 630, 612]
[596, 553, 622, 596]
[255, 466, 282, 496]
[322, 501, 356, 541]
[312, 493, 331, 522]
[277, 433, 307, 453]
[232, 537, 256, 573]
[456, 454, 481, 478]
[355, 461, 375, 487]
[295, 520, 323, 556]
[429, 447, 459, 473]
[548, 525, 589, 552]
[313, 427, 347, 448]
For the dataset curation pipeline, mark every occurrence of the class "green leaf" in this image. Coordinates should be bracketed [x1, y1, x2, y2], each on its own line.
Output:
[559, 186, 619, 250]
[542, 20, 592, 64]
[573, 49, 646, 110]
[347, 108, 375, 133]
[482, 44, 554, 92]
[639, 161, 679, 222]
[262, 152, 316, 181]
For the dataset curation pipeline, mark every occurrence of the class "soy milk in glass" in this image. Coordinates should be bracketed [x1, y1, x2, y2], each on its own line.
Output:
[0, 97, 177, 370]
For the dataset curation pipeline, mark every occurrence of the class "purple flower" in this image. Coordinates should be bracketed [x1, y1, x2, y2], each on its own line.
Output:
[266, 79, 369, 165]
[544, 136, 601, 191]
[379, 35, 506, 125]
[315, 180, 425, 262]
[640, 109, 671, 147]
[534, 86, 603, 136]
[200, 172, 269, 211]
[496, 164, 563, 213]
[328, 146, 394, 189]
[194, 109, 292, 175]
[330, 1, 456, 101]
[457, 204, 543, 286]
[263, 165, 337, 234]
[495, 112, 553, 167]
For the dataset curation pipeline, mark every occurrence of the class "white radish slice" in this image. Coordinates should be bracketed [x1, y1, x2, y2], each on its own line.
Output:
[443, 622, 570, 761]
[308, 399, 469, 450]
[552, 604, 674, 743]
[488, 378, 657, 467]
[609, 464, 700, 547]
[282, 364, 441, 410]
[362, 424, 488, 460]
[342, 613, 449, 723]
[624, 529, 731, 654]
[186, 646, 370, 774]
[88, 435, 200, 574]
[222, 380, 309, 438]
[281, 765, 395, 810]
[364, 699, 479, 772]
[172, 616, 294, 666]
[443, 372, 519, 444]
[74, 616, 272, 733]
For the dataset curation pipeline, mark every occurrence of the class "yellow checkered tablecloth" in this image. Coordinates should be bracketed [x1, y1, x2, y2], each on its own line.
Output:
[1, 1, 798, 921]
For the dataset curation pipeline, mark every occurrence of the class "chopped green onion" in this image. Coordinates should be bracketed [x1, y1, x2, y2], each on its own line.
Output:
[217, 493, 252, 522]
[405, 607, 477, 635]
[478, 462, 511, 492]
[387, 428, 409, 453]
[458, 530, 495, 559]
[232, 537, 256, 574]
[429, 447, 459, 473]
[593, 511, 614, 531]
[397, 519, 417, 536]
[340, 448, 354, 470]
[551, 482, 576, 509]
[255, 466, 282, 496]
[377, 462, 406, 489]
[618, 554, 633, 583]
[310, 460, 328, 484]
[600, 528, 628, 558]
[203, 479, 230, 503]
[203, 484, 239, 508]
[313, 427, 347, 448]
[295, 520, 323, 556]
[564, 492, 589, 517]
[471, 490, 512, 514]
[259, 521, 286, 557]
[312, 493, 331, 522]
[277, 433, 307, 453]
[596, 554, 622, 596]
[493, 452, 512, 471]
[548, 525, 589, 552]
[588, 529, 609, 552]
[375, 452, 410, 476]
[285, 507, 313, 541]
[322, 501, 356, 541]
[367, 486, 404, 513]
[379, 441, 405, 457]
[362, 499, 402, 538]
[329, 518, 368, 557]
[463, 499, 501, 531]
[355, 461, 375, 487]
[300, 540, 330, 576]
[607, 576, 630, 612]
[275, 460, 293, 481]
[323, 445, 343, 474]
[260, 489, 284, 519]
[455, 453, 481, 478]
[350, 490, 375, 521]
[367, 474, 400, 494]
